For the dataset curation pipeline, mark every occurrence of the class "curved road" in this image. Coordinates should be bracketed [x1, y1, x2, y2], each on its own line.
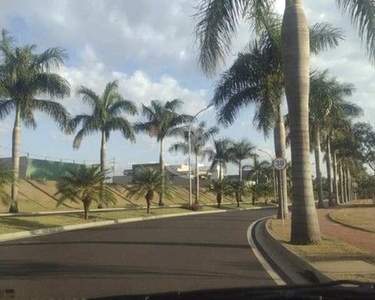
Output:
[0, 208, 277, 299]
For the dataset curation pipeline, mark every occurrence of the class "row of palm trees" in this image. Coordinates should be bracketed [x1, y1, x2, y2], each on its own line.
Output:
[193, 0, 375, 244]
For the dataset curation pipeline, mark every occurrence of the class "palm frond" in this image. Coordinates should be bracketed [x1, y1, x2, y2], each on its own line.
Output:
[31, 99, 71, 130]
[194, 0, 248, 75]
[337, 0, 375, 62]
[0, 100, 15, 119]
[105, 117, 135, 142]
[76, 86, 100, 108]
[32, 73, 71, 98]
[309, 22, 345, 54]
[33, 47, 68, 71]
[103, 80, 119, 106]
[169, 141, 189, 155]
[165, 99, 182, 111]
[109, 97, 138, 116]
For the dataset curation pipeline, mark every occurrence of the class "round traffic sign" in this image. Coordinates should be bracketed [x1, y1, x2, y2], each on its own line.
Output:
[273, 157, 287, 171]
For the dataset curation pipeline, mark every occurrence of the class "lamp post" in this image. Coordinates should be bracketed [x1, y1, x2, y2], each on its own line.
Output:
[188, 104, 213, 207]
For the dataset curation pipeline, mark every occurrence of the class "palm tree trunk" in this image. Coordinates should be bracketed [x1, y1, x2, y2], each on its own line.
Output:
[100, 130, 107, 172]
[333, 150, 339, 205]
[326, 137, 334, 206]
[195, 153, 199, 204]
[159, 138, 165, 206]
[337, 163, 344, 204]
[347, 170, 352, 201]
[84, 201, 90, 220]
[274, 103, 289, 219]
[343, 168, 348, 203]
[239, 160, 242, 181]
[282, 0, 320, 244]
[315, 130, 324, 208]
[10, 105, 21, 213]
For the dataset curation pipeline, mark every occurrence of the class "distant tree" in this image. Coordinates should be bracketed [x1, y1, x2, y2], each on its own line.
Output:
[230, 180, 249, 207]
[229, 140, 256, 182]
[206, 139, 233, 180]
[127, 168, 170, 213]
[56, 166, 116, 219]
[208, 179, 232, 208]
[0, 30, 71, 213]
[135, 100, 193, 206]
[169, 121, 219, 204]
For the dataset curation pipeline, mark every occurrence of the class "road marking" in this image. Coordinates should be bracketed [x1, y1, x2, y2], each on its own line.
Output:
[247, 217, 286, 285]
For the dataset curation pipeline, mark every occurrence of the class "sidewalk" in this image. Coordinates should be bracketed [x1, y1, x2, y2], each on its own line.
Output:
[317, 207, 375, 253]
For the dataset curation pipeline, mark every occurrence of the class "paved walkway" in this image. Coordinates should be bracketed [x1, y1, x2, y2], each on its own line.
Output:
[317, 205, 375, 253]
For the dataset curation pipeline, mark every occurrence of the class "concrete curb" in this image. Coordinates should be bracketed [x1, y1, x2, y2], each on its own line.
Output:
[0, 205, 277, 243]
[261, 218, 334, 283]
[0, 202, 258, 218]
[328, 211, 375, 234]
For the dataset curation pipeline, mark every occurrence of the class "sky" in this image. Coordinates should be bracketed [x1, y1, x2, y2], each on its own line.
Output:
[0, 0, 374, 176]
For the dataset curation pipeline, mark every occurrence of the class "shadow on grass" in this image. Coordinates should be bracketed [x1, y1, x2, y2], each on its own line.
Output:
[0, 217, 54, 232]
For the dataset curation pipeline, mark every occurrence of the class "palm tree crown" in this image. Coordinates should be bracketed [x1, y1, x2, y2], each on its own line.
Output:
[206, 138, 233, 179]
[69, 80, 137, 173]
[56, 165, 116, 219]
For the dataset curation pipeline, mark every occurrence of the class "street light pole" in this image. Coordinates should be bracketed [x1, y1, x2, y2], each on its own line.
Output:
[188, 104, 213, 207]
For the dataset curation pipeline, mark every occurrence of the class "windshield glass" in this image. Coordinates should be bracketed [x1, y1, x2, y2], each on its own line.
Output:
[0, 0, 375, 299]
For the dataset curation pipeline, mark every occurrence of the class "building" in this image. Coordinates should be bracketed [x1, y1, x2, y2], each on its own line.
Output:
[0, 156, 87, 181]
[113, 162, 219, 186]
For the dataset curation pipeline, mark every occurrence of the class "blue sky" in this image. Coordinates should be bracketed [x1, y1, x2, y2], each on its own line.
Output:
[0, 0, 374, 176]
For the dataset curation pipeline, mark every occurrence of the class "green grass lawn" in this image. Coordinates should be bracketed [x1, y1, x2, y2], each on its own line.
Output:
[329, 207, 375, 233]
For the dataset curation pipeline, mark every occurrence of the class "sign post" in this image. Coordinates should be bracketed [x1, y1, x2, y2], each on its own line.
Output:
[273, 157, 287, 225]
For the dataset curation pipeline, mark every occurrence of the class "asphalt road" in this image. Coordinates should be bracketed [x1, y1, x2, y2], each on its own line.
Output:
[0, 208, 277, 299]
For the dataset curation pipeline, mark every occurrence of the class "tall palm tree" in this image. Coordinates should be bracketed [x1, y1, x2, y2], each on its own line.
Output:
[0, 30, 71, 213]
[212, 15, 343, 224]
[229, 139, 256, 181]
[135, 100, 193, 206]
[169, 121, 219, 203]
[56, 165, 116, 219]
[206, 138, 233, 180]
[194, 0, 375, 244]
[69, 80, 137, 173]
[309, 70, 362, 208]
[127, 168, 170, 213]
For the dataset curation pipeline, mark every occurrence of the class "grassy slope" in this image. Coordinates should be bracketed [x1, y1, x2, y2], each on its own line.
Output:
[0, 180, 239, 213]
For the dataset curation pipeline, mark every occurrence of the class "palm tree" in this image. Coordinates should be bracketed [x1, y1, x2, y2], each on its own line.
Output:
[229, 139, 256, 181]
[206, 138, 233, 180]
[69, 80, 137, 173]
[0, 30, 71, 213]
[208, 179, 232, 208]
[309, 70, 362, 208]
[127, 168, 170, 213]
[194, 0, 375, 244]
[56, 165, 116, 219]
[231, 180, 249, 207]
[247, 155, 270, 185]
[212, 15, 343, 225]
[169, 121, 219, 204]
[135, 100, 193, 206]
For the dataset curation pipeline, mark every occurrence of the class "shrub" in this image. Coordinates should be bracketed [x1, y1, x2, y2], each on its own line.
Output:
[97, 203, 106, 209]
[181, 203, 202, 211]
